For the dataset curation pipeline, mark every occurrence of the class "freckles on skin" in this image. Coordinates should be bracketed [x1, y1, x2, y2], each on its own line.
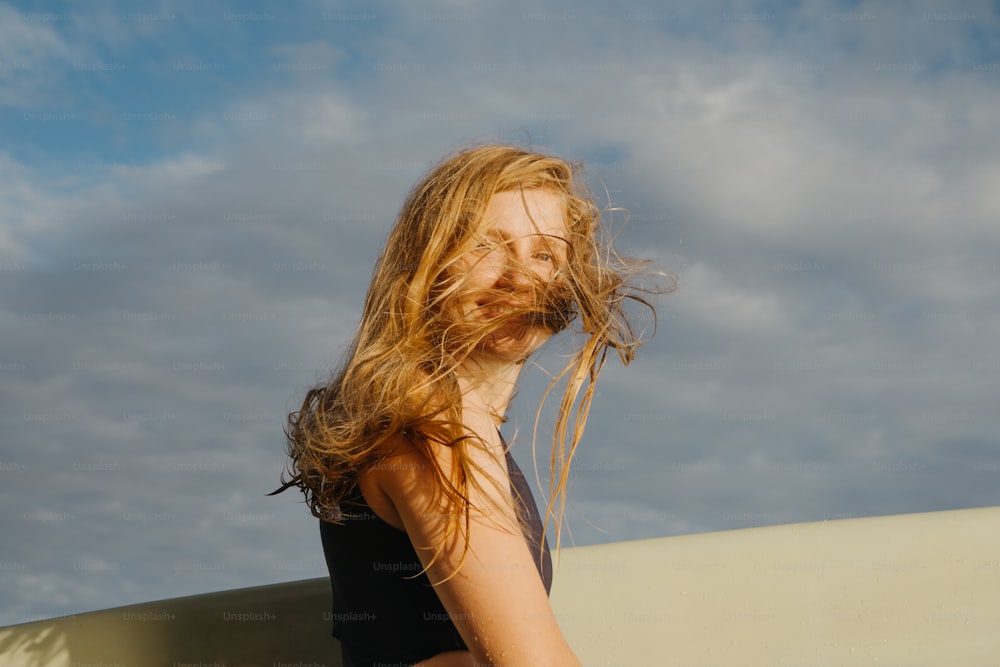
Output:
[454, 189, 570, 359]
[460, 189, 569, 298]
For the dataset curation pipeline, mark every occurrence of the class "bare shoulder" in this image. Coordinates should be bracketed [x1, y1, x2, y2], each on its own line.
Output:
[367, 428, 515, 532]
[353, 431, 434, 531]
[372, 428, 579, 666]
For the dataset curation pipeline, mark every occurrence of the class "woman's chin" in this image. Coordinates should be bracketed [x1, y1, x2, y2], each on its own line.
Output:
[475, 327, 550, 362]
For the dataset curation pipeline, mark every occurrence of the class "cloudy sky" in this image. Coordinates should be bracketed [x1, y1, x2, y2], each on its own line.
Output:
[2, 0, 998, 626]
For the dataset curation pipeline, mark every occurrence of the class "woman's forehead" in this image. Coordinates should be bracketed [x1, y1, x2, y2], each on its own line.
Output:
[480, 189, 569, 239]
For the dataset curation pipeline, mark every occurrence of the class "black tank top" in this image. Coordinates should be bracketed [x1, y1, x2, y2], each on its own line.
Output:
[320, 441, 552, 667]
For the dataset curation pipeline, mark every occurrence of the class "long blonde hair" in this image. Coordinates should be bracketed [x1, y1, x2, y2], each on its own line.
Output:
[276, 144, 665, 557]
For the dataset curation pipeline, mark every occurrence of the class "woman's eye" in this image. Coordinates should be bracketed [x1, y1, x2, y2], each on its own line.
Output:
[533, 252, 553, 262]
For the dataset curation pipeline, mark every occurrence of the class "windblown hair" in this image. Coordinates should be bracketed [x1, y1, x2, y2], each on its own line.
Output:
[275, 144, 666, 561]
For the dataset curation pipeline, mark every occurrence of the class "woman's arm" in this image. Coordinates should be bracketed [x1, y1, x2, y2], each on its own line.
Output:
[374, 433, 581, 667]
[412, 649, 475, 666]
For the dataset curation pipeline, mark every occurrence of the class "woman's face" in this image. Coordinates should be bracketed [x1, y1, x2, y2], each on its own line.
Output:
[452, 188, 569, 362]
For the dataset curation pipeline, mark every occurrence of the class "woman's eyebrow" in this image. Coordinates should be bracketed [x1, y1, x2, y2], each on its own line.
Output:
[483, 230, 568, 245]
[536, 233, 568, 246]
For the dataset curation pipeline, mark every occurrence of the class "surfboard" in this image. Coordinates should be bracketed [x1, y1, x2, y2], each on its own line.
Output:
[1, 505, 997, 665]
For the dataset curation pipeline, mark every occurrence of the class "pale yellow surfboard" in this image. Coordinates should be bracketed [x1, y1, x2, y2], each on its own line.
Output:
[1, 505, 997, 666]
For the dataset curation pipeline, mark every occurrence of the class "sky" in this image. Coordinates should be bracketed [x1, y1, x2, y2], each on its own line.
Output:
[2, 0, 999, 626]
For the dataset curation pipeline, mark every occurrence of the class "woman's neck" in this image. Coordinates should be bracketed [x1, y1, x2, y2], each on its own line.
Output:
[456, 354, 525, 428]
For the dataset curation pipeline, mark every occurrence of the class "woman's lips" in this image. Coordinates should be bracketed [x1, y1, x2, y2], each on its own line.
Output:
[477, 301, 532, 319]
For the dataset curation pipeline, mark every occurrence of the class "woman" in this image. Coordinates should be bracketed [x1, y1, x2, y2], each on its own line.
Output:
[275, 144, 660, 666]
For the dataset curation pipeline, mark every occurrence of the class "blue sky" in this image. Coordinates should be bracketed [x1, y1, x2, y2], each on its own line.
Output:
[2, 0, 999, 626]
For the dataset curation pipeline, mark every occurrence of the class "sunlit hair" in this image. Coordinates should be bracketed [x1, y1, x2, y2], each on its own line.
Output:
[275, 144, 668, 567]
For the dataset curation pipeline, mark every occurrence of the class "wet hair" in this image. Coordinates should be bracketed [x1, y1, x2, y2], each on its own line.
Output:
[275, 143, 668, 562]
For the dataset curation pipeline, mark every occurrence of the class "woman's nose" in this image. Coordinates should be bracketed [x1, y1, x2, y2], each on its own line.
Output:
[494, 246, 534, 290]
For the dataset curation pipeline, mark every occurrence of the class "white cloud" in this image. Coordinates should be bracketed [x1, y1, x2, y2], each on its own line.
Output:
[0, 4, 75, 106]
[673, 261, 789, 335]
